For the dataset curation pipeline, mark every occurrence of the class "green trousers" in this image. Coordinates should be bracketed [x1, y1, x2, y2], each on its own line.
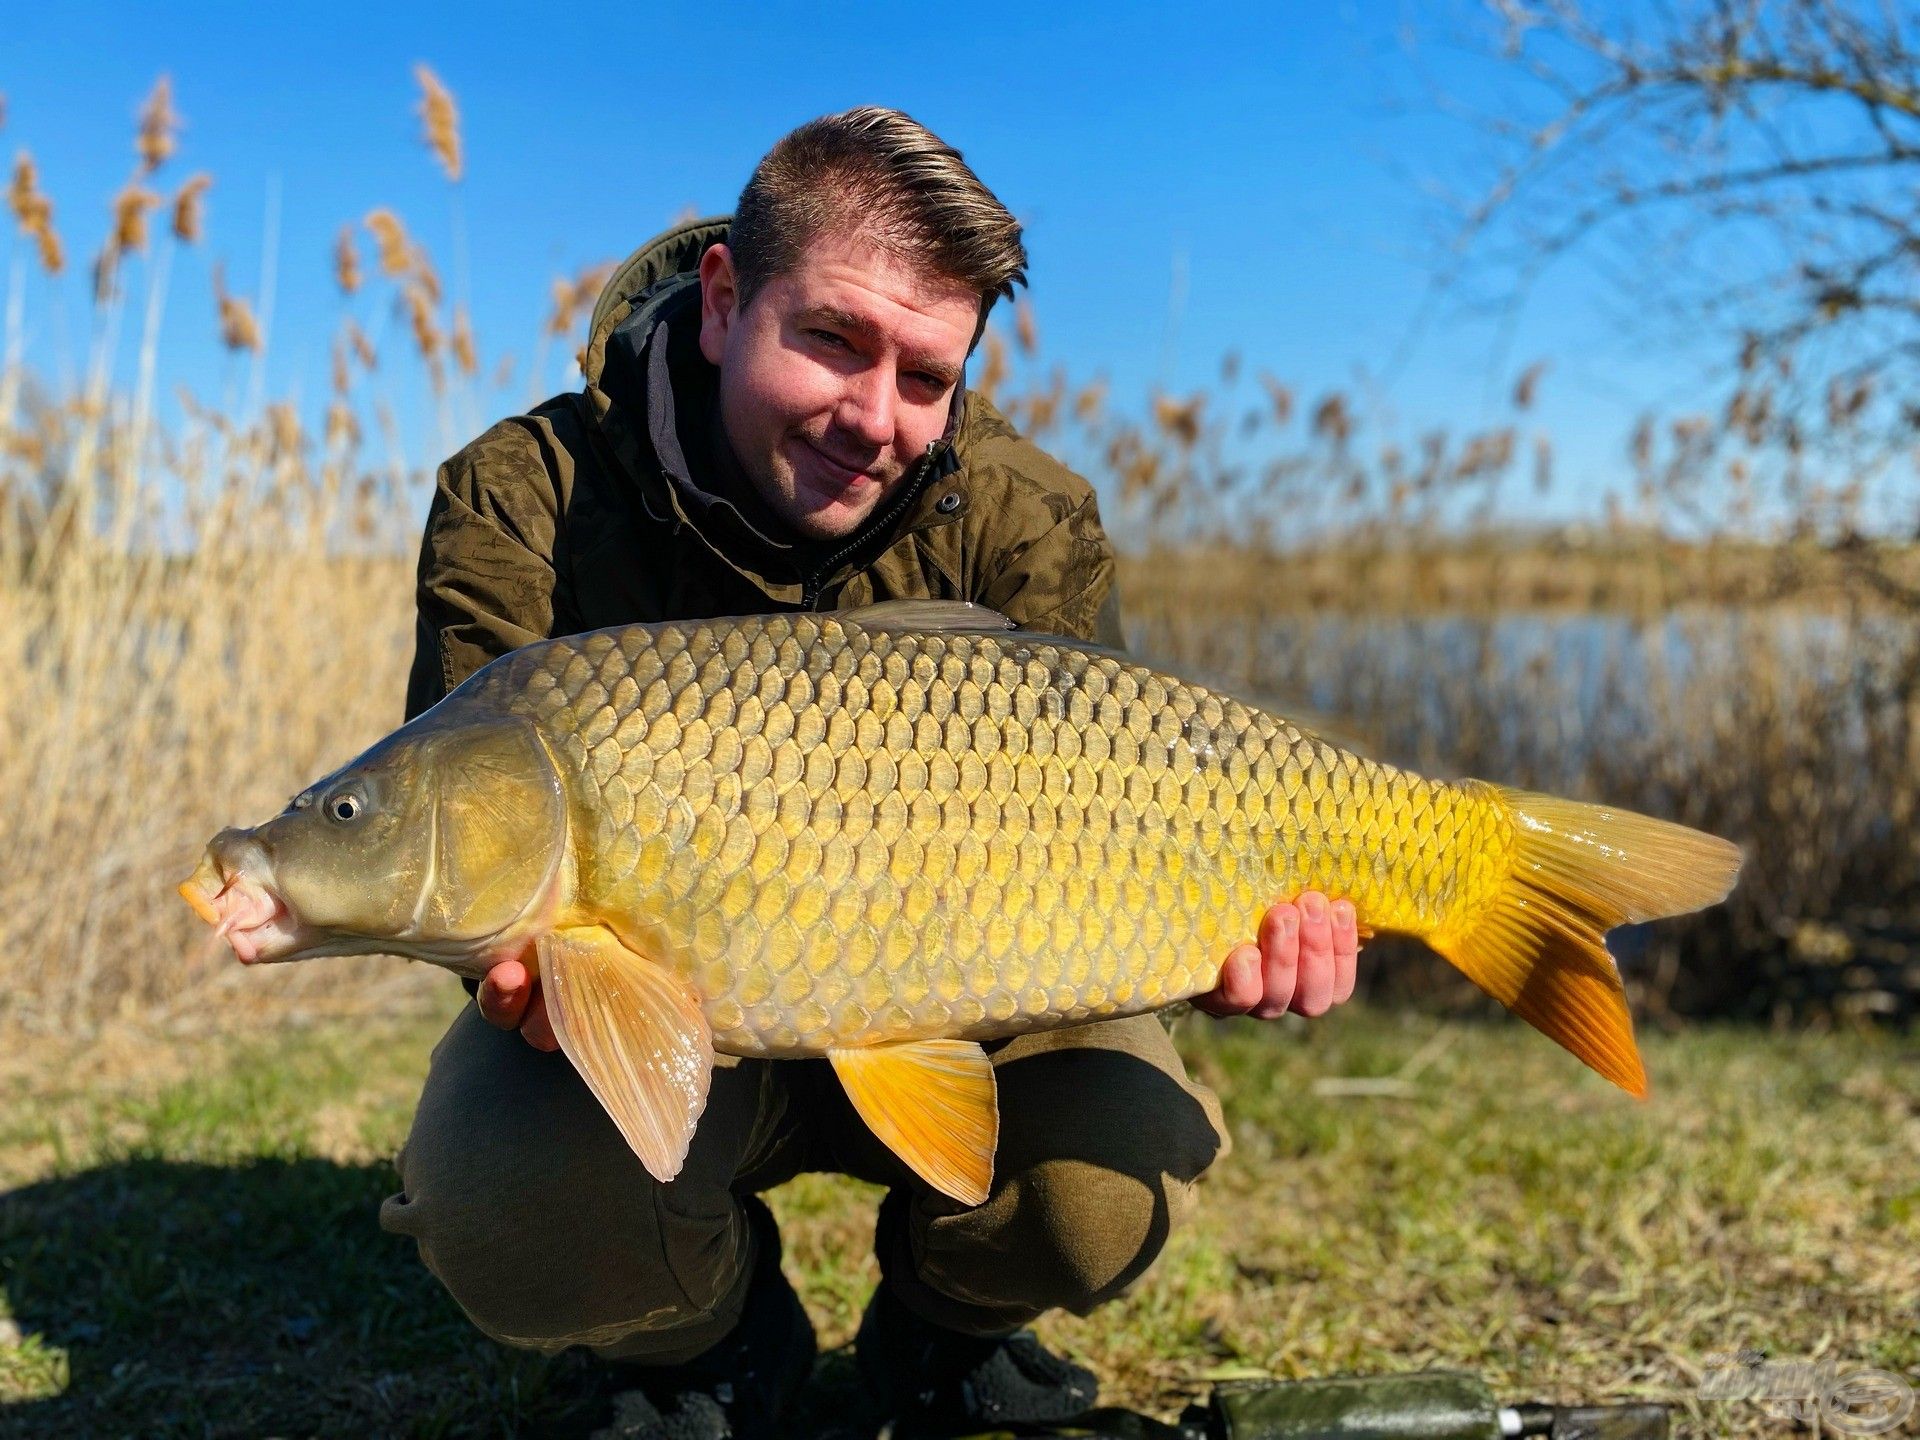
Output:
[380, 1002, 1231, 1364]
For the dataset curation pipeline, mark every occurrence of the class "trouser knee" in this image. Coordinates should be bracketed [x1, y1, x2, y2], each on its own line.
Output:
[382, 1147, 754, 1361]
[987, 1155, 1194, 1315]
[876, 1016, 1229, 1335]
[378, 1005, 764, 1363]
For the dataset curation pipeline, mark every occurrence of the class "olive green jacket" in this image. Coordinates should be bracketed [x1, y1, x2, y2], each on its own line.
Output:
[403, 216, 1121, 724]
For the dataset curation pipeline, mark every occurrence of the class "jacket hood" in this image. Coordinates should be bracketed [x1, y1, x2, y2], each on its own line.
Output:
[580, 215, 732, 396]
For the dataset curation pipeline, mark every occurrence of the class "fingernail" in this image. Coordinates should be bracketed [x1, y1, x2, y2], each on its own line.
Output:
[1282, 911, 1298, 935]
[1333, 902, 1354, 930]
[1301, 893, 1326, 922]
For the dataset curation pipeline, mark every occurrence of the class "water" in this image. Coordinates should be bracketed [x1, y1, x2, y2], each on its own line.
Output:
[1134, 604, 1905, 793]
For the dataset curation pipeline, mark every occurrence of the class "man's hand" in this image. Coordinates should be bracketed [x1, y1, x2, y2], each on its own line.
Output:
[1192, 892, 1361, 1020]
[477, 953, 559, 1051]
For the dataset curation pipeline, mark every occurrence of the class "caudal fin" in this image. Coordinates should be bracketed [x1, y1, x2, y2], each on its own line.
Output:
[1431, 787, 1743, 1098]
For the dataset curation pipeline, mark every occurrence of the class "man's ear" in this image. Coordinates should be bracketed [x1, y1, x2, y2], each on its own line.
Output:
[698, 244, 738, 366]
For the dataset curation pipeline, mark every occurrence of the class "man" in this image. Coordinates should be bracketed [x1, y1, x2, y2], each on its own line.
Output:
[381, 107, 1362, 1439]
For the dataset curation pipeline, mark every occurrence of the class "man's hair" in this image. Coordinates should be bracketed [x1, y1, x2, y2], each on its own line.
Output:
[729, 107, 1027, 322]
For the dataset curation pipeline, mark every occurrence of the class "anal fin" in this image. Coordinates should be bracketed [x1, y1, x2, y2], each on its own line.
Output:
[828, 1039, 999, 1206]
[536, 926, 714, 1184]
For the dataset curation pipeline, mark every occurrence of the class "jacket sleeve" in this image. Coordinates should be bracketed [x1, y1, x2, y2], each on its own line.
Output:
[404, 422, 564, 722]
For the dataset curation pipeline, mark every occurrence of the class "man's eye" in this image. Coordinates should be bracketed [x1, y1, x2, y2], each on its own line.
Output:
[807, 329, 850, 350]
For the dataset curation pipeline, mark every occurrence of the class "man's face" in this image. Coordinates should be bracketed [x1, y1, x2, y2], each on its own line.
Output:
[698, 228, 979, 541]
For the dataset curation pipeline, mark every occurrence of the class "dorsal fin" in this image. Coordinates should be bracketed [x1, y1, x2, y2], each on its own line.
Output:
[831, 600, 1016, 634]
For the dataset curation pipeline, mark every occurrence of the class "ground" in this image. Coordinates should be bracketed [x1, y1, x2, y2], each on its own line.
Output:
[0, 987, 1914, 1438]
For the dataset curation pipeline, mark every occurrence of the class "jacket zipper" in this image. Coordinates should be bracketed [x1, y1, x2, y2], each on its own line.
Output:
[799, 441, 955, 609]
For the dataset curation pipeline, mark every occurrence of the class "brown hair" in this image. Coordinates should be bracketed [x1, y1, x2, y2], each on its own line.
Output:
[729, 107, 1027, 326]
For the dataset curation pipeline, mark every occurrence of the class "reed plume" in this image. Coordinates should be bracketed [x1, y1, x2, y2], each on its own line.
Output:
[544, 262, 613, 337]
[8, 150, 63, 274]
[135, 75, 180, 175]
[344, 318, 376, 370]
[170, 172, 210, 244]
[214, 263, 262, 352]
[110, 184, 160, 254]
[413, 64, 462, 182]
[93, 183, 160, 299]
[1014, 298, 1038, 356]
[333, 224, 362, 295]
[451, 304, 477, 377]
[402, 281, 444, 388]
[364, 208, 413, 278]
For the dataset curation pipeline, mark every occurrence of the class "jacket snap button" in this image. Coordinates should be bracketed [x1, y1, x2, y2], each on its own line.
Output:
[936, 492, 961, 514]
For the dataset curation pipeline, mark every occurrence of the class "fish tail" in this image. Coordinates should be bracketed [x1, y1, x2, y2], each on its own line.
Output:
[1428, 785, 1742, 1098]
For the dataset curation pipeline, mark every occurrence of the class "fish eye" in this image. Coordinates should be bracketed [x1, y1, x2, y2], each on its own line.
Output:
[327, 793, 364, 823]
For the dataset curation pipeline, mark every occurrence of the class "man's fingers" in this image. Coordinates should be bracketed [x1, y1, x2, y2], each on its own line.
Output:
[1194, 944, 1262, 1017]
[521, 988, 560, 1052]
[1290, 891, 1336, 1017]
[1331, 898, 1359, 1005]
[1251, 902, 1299, 1020]
[477, 957, 532, 1030]
[479, 954, 560, 1049]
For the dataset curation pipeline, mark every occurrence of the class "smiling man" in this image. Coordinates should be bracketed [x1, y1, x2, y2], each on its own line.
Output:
[381, 108, 1361, 1440]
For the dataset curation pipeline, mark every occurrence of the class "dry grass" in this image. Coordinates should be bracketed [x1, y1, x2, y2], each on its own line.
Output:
[0, 353, 422, 1027]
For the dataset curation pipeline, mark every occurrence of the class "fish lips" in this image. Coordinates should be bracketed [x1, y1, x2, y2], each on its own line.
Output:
[178, 834, 315, 965]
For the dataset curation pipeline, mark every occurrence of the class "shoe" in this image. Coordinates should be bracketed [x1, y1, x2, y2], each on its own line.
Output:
[853, 1277, 1099, 1432]
[589, 1194, 816, 1440]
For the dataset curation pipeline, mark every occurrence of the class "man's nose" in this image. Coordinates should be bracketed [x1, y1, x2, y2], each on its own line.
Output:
[837, 364, 896, 447]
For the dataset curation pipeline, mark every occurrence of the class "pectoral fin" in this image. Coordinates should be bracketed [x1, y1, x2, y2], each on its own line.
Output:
[828, 1039, 999, 1206]
[535, 926, 714, 1184]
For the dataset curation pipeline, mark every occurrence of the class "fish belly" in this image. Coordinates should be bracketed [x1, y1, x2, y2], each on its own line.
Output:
[490, 614, 1505, 1058]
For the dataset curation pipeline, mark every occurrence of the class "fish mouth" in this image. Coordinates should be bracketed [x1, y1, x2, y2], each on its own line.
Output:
[178, 838, 311, 965]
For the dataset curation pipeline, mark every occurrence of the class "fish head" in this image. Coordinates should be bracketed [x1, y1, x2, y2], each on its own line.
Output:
[179, 716, 569, 969]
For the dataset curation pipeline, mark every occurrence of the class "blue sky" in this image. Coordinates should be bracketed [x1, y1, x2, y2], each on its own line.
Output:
[2, 1, 1706, 524]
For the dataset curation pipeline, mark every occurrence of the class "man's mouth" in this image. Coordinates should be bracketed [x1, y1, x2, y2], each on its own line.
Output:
[799, 437, 881, 491]
[178, 845, 300, 964]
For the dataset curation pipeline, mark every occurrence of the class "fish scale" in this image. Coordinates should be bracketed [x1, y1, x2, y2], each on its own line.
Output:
[479, 611, 1498, 1059]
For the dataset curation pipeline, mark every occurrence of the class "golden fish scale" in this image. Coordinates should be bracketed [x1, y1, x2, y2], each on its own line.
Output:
[481, 615, 1516, 1058]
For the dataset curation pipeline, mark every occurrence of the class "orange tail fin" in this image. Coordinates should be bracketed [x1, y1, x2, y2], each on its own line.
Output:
[1430, 787, 1743, 1097]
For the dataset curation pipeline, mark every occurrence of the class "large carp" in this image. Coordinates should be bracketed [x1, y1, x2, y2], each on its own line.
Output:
[181, 601, 1740, 1204]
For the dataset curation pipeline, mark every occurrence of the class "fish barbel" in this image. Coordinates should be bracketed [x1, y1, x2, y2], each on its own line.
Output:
[180, 601, 1741, 1204]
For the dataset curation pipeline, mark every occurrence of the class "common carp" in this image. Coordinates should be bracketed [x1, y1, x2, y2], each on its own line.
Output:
[180, 601, 1741, 1204]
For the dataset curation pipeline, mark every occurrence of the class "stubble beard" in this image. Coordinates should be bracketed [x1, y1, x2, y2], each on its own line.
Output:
[765, 428, 902, 541]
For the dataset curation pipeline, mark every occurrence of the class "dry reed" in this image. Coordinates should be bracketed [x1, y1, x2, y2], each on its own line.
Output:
[0, 68, 1910, 1038]
[363, 207, 412, 278]
[169, 172, 210, 244]
[212, 263, 261, 352]
[412, 64, 461, 183]
[7, 151, 63, 273]
[333, 223, 361, 295]
[134, 75, 179, 176]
